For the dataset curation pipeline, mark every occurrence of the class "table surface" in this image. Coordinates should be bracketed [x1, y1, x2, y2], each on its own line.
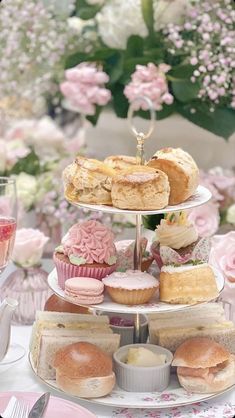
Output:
[1, 262, 235, 417]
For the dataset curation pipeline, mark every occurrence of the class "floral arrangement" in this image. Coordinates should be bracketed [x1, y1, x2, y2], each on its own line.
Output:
[12, 228, 49, 268]
[143, 166, 235, 237]
[58, 0, 235, 138]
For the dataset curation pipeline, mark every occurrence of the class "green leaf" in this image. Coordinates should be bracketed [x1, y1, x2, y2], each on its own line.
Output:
[106, 52, 124, 84]
[156, 103, 176, 120]
[177, 103, 235, 140]
[125, 36, 144, 58]
[75, 0, 102, 19]
[142, 214, 164, 231]
[112, 85, 129, 118]
[65, 52, 87, 69]
[141, 0, 154, 37]
[10, 151, 41, 176]
[172, 80, 200, 102]
[86, 106, 102, 126]
[168, 64, 195, 80]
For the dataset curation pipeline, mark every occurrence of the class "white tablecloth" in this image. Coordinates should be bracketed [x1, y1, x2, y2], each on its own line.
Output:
[1, 263, 235, 417]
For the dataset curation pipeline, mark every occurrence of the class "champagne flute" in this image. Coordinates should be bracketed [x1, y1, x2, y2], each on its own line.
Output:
[0, 177, 25, 366]
[0, 177, 17, 275]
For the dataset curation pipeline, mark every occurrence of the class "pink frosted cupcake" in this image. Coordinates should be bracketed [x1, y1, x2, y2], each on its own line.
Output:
[54, 220, 117, 289]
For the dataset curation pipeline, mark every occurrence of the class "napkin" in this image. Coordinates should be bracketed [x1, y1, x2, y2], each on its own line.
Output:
[1, 396, 17, 418]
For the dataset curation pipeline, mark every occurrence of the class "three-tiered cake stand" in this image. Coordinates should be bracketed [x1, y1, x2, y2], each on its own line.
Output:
[31, 98, 231, 410]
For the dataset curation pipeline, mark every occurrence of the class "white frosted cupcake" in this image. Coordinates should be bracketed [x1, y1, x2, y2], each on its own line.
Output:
[102, 270, 159, 305]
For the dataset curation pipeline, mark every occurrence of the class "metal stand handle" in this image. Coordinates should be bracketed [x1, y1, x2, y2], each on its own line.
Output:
[128, 97, 155, 343]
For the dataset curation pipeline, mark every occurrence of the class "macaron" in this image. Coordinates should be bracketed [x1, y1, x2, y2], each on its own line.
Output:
[65, 277, 104, 305]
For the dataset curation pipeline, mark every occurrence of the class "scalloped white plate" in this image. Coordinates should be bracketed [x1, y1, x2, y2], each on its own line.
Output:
[70, 185, 211, 215]
[29, 355, 235, 409]
[48, 267, 224, 314]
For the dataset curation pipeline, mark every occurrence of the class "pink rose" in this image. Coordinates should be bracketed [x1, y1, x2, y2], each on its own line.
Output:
[210, 232, 235, 282]
[12, 228, 49, 268]
[188, 202, 220, 238]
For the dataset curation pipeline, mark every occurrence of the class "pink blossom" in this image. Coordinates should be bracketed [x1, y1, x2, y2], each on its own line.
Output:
[124, 63, 173, 111]
[60, 63, 111, 115]
[210, 232, 235, 282]
[188, 201, 220, 238]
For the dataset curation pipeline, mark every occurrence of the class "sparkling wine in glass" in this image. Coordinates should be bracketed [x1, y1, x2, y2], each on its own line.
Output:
[0, 178, 17, 274]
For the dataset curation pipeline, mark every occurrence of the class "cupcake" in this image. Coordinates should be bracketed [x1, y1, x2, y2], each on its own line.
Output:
[115, 238, 153, 272]
[54, 220, 117, 289]
[151, 211, 200, 268]
[102, 270, 159, 305]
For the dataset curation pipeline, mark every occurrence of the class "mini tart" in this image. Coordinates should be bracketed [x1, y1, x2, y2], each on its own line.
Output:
[111, 166, 170, 210]
[102, 270, 159, 305]
[54, 252, 116, 290]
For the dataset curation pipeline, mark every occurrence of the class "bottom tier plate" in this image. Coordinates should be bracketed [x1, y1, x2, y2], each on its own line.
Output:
[29, 355, 234, 409]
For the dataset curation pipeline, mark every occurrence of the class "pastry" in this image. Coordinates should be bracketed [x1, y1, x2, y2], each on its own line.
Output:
[65, 277, 104, 305]
[147, 147, 199, 204]
[159, 263, 219, 304]
[172, 337, 235, 393]
[104, 155, 138, 171]
[115, 238, 153, 272]
[102, 270, 159, 305]
[111, 166, 170, 210]
[54, 342, 116, 398]
[44, 294, 89, 314]
[53, 220, 117, 289]
[63, 155, 116, 205]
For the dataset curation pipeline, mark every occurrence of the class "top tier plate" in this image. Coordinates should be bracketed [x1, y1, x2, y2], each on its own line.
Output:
[70, 185, 211, 215]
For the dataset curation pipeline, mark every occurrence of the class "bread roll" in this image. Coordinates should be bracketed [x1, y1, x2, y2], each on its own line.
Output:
[104, 155, 138, 170]
[54, 342, 115, 397]
[159, 263, 219, 304]
[111, 166, 170, 210]
[147, 148, 199, 205]
[172, 337, 235, 393]
[63, 156, 116, 205]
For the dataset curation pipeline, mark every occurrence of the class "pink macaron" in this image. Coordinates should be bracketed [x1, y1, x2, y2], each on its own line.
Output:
[64, 277, 104, 305]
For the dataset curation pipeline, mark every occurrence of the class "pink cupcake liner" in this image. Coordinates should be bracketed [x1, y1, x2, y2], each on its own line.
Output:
[53, 254, 116, 290]
[151, 243, 163, 270]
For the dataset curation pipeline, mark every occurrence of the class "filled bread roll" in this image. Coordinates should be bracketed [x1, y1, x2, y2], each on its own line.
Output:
[53, 342, 115, 398]
[63, 156, 116, 205]
[104, 155, 138, 171]
[147, 148, 199, 205]
[111, 166, 170, 210]
[160, 263, 219, 304]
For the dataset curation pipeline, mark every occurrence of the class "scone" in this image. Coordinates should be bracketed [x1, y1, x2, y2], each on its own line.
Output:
[104, 155, 138, 171]
[63, 156, 116, 205]
[159, 263, 219, 304]
[147, 148, 199, 205]
[111, 166, 170, 210]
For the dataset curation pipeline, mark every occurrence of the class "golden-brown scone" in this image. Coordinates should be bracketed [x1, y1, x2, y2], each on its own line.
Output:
[147, 148, 199, 205]
[111, 166, 170, 210]
[160, 264, 219, 304]
[104, 155, 138, 171]
[63, 156, 116, 205]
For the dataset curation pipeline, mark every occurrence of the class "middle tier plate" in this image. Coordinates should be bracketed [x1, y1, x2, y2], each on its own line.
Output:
[48, 268, 224, 314]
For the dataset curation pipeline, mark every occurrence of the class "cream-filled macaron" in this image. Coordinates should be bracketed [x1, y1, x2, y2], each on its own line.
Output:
[65, 277, 104, 305]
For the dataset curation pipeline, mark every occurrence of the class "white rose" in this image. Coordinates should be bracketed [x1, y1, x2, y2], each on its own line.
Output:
[227, 204, 235, 225]
[27, 117, 66, 162]
[153, 0, 192, 29]
[96, 0, 148, 49]
[0, 139, 6, 173]
[5, 139, 31, 170]
[12, 228, 49, 268]
[15, 173, 38, 211]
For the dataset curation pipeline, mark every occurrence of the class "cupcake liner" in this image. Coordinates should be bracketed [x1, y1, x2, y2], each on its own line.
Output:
[54, 254, 116, 290]
[105, 286, 157, 305]
[151, 242, 163, 269]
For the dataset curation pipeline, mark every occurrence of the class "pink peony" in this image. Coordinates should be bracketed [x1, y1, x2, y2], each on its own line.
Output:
[60, 63, 111, 115]
[12, 228, 49, 268]
[188, 202, 220, 238]
[210, 232, 235, 282]
[124, 63, 173, 111]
